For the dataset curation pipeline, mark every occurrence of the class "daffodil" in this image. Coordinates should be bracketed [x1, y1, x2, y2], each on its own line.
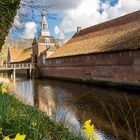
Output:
[90, 138, 97, 140]
[14, 133, 26, 140]
[83, 120, 98, 140]
[3, 136, 10, 140]
[1, 82, 14, 95]
[4, 82, 9, 86]
[93, 136, 98, 140]
[1, 87, 7, 95]
[32, 120, 37, 127]
[9, 83, 13, 88]
[0, 128, 2, 134]
[83, 120, 94, 137]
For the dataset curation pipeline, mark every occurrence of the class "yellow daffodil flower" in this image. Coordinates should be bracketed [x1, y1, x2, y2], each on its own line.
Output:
[83, 120, 98, 140]
[1, 82, 14, 95]
[93, 136, 98, 140]
[1, 87, 7, 95]
[3, 136, 10, 140]
[9, 83, 13, 88]
[1, 84, 4, 88]
[83, 119, 94, 137]
[32, 121, 37, 127]
[0, 128, 2, 134]
[4, 82, 9, 86]
[14, 133, 26, 140]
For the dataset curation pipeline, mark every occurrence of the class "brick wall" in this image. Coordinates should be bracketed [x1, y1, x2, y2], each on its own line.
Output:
[38, 49, 140, 86]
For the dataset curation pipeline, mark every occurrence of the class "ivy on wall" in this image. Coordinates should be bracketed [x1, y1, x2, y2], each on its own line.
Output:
[0, 0, 20, 50]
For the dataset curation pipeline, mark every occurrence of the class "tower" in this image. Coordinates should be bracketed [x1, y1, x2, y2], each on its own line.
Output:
[41, 15, 50, 37]
[7, 47, 11, 64]
[32, 37, 38, 64]
[38, 14, 58, 59]
[39, 15, 52, 48]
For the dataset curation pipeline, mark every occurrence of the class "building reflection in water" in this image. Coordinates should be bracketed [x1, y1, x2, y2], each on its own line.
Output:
[35, 85, 56, 118]
[15, 79, 34, 106]
[1, 73, 139, 139]
[13, 78, 106, 139]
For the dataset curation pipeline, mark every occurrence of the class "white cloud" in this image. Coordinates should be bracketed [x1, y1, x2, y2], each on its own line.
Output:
[59, 32, 65, 40]
[13, 19, 21, 27]
[58, 0, 101, 33]
[13, 15, 21, 27]
[10, 0, 140, 41]
[101, 0, 140, 19]
[54, 26, 60, 35]
[54, 25, 65, 40]
[23, 22, 37, 39]
[51, 0, 140, 41]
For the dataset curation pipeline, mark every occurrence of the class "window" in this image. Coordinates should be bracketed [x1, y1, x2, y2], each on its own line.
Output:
[119, 52, 122, 57]
[43, 55, 45, 64]
[45, 38, 50, 43]
[49, 60, 51, 65]
[87, 56, 89, 61]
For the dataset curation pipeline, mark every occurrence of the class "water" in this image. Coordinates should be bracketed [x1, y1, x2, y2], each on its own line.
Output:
[0, 72, 140, 140]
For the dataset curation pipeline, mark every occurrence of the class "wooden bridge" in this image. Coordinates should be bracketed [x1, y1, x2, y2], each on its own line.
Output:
[0, 63, 36, 71]
[0, 63, 37, 79]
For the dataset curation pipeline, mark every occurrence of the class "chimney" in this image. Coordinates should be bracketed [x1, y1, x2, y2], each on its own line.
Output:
[77, 27, 81, 33]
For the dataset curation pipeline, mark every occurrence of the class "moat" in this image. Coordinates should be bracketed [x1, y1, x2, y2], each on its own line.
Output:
[0, 72, 140, 140]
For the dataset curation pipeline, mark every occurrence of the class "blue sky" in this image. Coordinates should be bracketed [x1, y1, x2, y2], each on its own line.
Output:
[101, 0, 118, 6]
[9, 0, 140, 42]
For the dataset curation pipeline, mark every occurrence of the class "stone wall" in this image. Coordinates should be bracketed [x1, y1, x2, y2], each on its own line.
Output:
[38, 49, 140, 87]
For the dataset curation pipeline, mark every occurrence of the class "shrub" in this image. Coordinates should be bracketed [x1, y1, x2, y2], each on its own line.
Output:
[0, 0, 20, 49]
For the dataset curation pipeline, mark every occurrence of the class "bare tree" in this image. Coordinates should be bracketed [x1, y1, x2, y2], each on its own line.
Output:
[17, 0, 57, 20]
[11, 0, 58, 38]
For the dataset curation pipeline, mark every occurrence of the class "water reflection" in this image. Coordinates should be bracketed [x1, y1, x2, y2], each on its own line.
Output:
[15, 79, 34, 106]
[0, 73, 139, 140]
[37, 85, 56, 118]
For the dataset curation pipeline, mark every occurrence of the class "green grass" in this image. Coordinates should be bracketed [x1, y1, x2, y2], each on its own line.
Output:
[0, 85, 82, 140]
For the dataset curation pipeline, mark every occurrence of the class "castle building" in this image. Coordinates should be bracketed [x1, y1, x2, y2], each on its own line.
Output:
[7, 15, 58, 65]
[38, 10, 140, 87]
[5, 10, 140, 87]
[38, 15, 58, 57]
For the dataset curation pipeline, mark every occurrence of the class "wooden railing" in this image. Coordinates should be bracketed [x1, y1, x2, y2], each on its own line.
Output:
[0, 63, 37, 70]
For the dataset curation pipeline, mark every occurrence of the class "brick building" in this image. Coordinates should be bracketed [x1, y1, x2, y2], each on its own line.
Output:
[38, 10, 140, 88]
[7, 15, 58, 65]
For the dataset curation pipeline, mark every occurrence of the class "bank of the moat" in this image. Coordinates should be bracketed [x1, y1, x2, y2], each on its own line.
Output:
[0, 84, 82, 140]
[0, 73, 140, 140]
